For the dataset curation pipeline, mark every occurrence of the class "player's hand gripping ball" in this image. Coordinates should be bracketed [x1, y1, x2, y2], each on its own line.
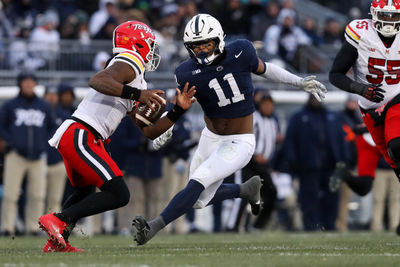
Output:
[135, 92, 167, 127]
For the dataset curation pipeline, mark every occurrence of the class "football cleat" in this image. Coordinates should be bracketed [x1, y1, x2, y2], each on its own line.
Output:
[250, 199, 264, 216]
[38, 213, 67, 249]
[247, 176, 264, 216]
[132, 216, 151, 246]
[43, 239, 84, 253]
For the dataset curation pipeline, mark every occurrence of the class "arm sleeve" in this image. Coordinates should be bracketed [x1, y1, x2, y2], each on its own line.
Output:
[261, 62, 301, 86]
[329, 41, 359, 92]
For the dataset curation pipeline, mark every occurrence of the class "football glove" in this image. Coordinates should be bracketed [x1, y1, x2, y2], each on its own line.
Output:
[360, 84, 385, 103]
[153, 125, 173, 150]
[350, 82, 385, 103]
[297, 76, 327, 102]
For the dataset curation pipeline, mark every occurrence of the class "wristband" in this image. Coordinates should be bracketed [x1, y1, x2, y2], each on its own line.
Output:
[166, 104, 186, 122]
[121, 85, 141, 100]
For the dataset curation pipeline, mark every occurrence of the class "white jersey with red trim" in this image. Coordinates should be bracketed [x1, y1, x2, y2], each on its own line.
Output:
[72, 50, 147, 139]
[345, 19, 400, 109]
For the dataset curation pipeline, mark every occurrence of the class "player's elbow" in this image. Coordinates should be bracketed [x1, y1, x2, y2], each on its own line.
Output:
[88, 73, 100, 89]
[328, 70, 339, 88]
[89, 71, 108, 89]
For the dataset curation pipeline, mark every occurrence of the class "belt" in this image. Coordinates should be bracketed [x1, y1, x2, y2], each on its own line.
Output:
[71, 116, 103, 140]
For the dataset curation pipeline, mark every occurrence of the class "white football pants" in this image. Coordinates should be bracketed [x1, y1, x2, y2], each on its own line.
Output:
[189, 127, 255, 209]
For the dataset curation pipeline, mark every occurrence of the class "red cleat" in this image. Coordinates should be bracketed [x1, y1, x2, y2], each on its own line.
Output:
[43, 239, 84, 253]
[38, 213, 67, 249]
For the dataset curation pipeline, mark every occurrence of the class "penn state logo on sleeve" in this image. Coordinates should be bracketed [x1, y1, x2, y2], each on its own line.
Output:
[114, 51, 145, 75]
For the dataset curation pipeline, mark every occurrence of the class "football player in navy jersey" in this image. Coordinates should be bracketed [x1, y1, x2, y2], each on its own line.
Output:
[132, 14, 327, 245]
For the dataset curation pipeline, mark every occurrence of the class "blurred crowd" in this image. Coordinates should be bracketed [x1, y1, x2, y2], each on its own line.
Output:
[0, 0, 369, 73]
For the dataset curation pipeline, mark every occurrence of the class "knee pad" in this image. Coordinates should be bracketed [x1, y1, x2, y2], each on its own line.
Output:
[388, 138, 400, 165]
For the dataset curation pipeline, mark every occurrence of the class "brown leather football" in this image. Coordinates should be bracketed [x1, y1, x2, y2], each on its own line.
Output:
[134, 93, 167, 127]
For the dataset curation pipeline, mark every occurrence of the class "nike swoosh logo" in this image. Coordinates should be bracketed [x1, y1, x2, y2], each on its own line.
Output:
[235, 51, 243, 58]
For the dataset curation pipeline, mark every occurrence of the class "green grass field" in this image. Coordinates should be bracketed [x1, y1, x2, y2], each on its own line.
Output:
[1, 232, 400, 267]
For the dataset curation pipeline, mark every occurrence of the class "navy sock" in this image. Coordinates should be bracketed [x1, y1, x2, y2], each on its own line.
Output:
[207, 183, 240, 206]
[161, 180, 204, 225]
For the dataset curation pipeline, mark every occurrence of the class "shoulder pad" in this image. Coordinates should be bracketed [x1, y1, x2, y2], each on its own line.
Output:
[230, 39, 254, 50]
[114, 51, 145, 75]
[344, 19, 370, 47]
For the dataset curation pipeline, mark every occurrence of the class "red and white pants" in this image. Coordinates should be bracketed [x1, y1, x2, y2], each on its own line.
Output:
[361, 104, 400, 169]
[58, 123, 123, 188]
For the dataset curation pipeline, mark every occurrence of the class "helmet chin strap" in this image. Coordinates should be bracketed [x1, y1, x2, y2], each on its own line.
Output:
[196, 51, 219, 65]
[381, 24, 397, 37]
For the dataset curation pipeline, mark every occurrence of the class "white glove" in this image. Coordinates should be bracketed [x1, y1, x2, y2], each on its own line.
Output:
[153, 125, 173, 150]
[297, 76, 327, 102]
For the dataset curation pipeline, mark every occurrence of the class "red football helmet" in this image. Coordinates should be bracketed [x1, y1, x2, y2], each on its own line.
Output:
[371, 0, 400, 37]
[112, 21, 161, 71]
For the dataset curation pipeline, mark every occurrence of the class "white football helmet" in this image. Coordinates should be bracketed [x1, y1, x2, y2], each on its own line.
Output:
[371, 0, 400, 37]
[183, 14, 225, 65]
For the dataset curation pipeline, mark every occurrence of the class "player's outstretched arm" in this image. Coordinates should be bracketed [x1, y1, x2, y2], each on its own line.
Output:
[254, 58, 327, 102]
[329, 41, 385, 103]
[136, 83, 196, 140]
[89, 61, 164, 108]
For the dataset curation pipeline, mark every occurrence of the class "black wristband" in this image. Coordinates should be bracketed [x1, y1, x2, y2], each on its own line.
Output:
[121, 85, 141, 100]
[166, 104, 186, 122]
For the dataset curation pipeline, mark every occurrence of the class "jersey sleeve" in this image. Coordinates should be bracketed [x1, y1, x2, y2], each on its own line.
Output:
[114, 51, 145, 76]
[236, 39, 259, 72]
[344, 20, 362, 48]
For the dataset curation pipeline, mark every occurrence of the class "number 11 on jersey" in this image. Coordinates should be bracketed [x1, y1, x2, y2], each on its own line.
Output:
[209, 73, 245, 107]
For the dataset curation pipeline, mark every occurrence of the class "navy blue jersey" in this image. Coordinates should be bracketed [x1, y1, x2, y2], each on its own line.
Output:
[175, 39, 259, 118]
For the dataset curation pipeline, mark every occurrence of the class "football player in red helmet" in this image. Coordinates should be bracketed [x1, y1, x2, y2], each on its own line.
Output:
[330, 0, 400, 233]
[112, 21, 161, 71]
[37, 21, 196, 252]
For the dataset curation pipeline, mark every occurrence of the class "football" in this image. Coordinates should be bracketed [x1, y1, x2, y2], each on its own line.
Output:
[134, 93, 167, 127]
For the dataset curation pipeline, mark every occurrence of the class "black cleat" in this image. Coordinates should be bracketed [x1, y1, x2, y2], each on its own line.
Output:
[250, 199, 263, 216]
[132, 216, 150, 245]
[247, 176, 264, 216]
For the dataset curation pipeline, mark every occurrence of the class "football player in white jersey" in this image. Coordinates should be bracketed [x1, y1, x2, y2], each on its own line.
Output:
[37, 21, 196, 252]
[330, 1, 400, 186]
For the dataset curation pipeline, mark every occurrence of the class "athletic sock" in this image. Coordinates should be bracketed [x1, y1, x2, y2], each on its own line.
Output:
[206, 183, 240, 206]
[160, 180, 204, 225]
[144, 216, 166, 241]
[56, 178, 129, 224]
